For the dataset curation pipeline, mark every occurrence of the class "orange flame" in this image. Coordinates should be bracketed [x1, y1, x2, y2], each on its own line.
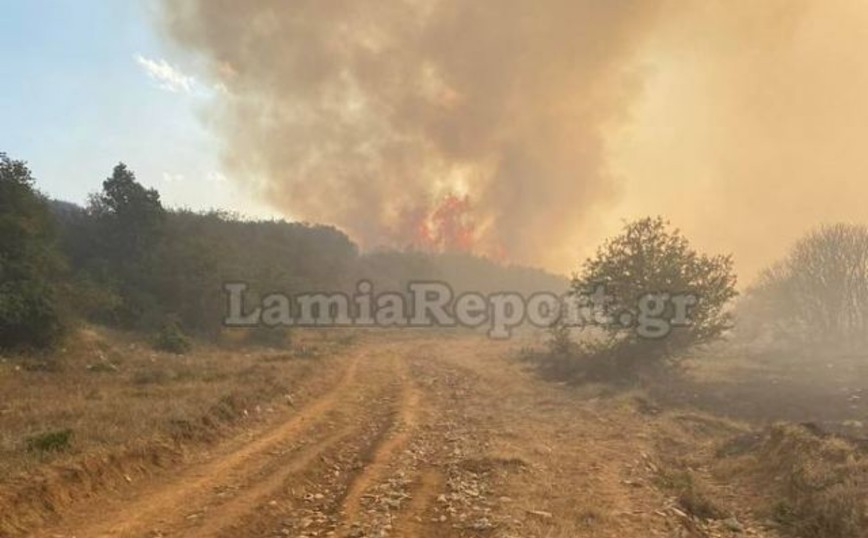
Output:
[415, 194, 475, 252]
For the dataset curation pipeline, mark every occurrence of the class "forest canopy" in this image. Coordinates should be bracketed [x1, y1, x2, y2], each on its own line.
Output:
[0, 153, 565, 350]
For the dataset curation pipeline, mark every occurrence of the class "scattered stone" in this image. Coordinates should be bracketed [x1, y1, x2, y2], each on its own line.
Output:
[723, 516, 746, 533]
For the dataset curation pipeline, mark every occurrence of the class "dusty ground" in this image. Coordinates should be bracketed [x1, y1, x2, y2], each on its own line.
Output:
[0, 330, 854, 537]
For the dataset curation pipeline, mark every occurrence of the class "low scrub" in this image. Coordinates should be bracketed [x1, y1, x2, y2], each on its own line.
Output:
[153, 320, 192, 354]
[757, 424, 868, 538]
[655, 467, 726, 520]
[26, 429, 72, 453]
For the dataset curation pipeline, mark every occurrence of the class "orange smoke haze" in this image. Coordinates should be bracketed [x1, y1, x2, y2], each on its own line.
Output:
[160, 0, 868, 283]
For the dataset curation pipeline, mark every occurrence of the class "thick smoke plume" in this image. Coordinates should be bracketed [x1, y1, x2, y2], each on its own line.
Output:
[161, 0, 663, 269]
[162, 0, 868, 279]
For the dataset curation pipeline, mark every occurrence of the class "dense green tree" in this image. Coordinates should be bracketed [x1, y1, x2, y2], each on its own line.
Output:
[0, 154, 64, 348]
[4, 158, 568, 346]
[89, 163, 164, 264]
[564, 217, 737, 380]
[86, 163, 166, 327]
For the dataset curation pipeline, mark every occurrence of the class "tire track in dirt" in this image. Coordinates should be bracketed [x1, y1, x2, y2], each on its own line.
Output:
[25, 334, 787, 537]
[392, 466, 447, 537]
[178, 417, 360, 537]
[332, 346, 459, 538]
[195, 346, 407, 537]
[34, 349, 369, 538]
[338, 353, 422, 527]
[212, 396, 401, 537]
[184, 352, 407, 537]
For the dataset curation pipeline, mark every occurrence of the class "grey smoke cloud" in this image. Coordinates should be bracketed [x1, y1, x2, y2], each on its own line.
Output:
[161, 0, 868, 281]
[161, 0, 663, 268]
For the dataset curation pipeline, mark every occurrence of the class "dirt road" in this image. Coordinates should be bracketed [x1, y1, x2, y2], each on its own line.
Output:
[26, 333, 770, 537]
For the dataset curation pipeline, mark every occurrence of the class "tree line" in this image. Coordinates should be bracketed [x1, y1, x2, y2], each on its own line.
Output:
[0, 152, 565, 351]
[5, 149, 866, 368]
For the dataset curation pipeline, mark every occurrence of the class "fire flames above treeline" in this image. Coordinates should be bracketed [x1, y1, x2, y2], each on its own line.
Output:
[161, 0, 868, 277]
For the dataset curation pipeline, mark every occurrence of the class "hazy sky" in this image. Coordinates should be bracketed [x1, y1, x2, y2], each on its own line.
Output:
[0, 0, 274, 217]
[4, 1, 868, 283]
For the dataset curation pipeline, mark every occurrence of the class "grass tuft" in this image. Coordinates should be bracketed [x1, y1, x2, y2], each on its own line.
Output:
[26, 429, 72, 453]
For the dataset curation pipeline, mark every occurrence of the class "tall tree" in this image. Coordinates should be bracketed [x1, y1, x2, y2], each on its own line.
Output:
[87, 163, 166, 326]
[0, 153, 64, 348]
[89, 163, 164, 263]
[566, 217, 737, 380]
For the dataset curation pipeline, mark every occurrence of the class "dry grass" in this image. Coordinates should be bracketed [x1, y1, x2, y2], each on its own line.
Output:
[662, 348, 868, 536]
[0, 325, 358, 534]
[654, 466, 726, 519]
[737, 424, 868, 538]
[0, 324, 352, 475]
[0, 330, 397, 532]
[650, 408, 868, 538]
[517, 334, 868, 537]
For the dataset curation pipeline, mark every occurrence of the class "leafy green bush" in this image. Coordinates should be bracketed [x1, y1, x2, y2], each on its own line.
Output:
[0, 154, 65, 350]
[0, 279, 64, 349]
[153, 319, 192, 354]
[560, 217, 737, 381]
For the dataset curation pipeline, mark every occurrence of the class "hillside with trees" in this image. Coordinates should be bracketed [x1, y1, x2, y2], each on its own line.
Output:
[0, 152, 566, 351]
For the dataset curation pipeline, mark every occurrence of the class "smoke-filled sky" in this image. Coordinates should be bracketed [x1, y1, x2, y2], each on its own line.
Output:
[609, 1, 868, 281]
[162, 0, 659, 268]
[10, 0, 859, 282]
[158, 0, 868, 281]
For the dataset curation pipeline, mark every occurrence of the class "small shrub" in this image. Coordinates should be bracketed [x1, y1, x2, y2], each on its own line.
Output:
[532, 335, 638, 384]
[547, 321, 575, 356]
[759, 424, 868, 538]
[655, 467, 726, 520]
[153, 319, 192, 354]
[26, 429, 73, 453]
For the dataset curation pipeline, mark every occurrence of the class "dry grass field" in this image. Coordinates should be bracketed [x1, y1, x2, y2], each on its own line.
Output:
[0, 329, 865, 538]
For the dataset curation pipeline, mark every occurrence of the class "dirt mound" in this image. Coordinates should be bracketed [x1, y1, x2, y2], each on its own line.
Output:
[0, 442, 182, 535]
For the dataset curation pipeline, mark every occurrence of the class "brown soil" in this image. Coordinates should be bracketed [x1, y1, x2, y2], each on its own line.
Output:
[0, 331, 850, 537]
